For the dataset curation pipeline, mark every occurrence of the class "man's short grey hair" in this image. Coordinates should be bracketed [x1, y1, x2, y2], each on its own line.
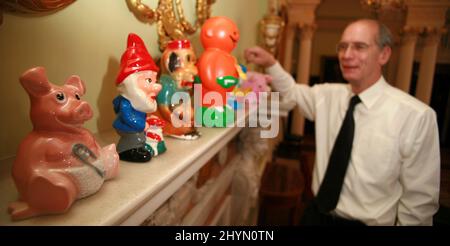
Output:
[349, 19, 393, 49]
[376, 21, 393, 49]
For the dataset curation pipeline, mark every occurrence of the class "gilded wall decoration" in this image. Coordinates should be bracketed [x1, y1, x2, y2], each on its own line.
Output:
[128, 0, 215, 51]
[0, 0, 76, 25]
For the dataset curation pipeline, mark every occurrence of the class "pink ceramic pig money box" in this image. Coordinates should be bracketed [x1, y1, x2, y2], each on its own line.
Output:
[8, 67, 119, 221]
[240, 71, 272, 102]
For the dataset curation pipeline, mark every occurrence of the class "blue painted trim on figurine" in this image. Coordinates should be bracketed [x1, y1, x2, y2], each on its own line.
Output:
[113, 95, 146, 132]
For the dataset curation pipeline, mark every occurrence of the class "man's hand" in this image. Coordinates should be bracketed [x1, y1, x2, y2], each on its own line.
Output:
[244, 46, 277, 68]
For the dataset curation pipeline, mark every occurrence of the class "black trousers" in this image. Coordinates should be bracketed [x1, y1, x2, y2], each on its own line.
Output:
[300, 200, 366, 226]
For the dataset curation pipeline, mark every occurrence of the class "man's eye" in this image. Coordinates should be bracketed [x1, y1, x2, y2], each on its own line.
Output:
[146, 78, 152, 83]
[355, 44, 368, 51]
[337, 43, 348, 52]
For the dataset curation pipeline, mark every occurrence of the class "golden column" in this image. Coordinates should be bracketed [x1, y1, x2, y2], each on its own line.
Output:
[283, 0, 320, 136]
[395, 26, 420, 92]
[396, 0, 450, 98]
[296, 23, 317, 87]
[415, 28, 444, 104]
[291, 23, 316, 136]
[282, 23, 297, 74]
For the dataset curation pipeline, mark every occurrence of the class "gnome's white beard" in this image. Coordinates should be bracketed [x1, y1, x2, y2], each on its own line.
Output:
[117, 74, 158, 113]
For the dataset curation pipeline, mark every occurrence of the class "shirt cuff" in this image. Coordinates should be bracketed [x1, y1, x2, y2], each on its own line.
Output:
[265, 62, 283, 76]
[264, 62, 296, 93]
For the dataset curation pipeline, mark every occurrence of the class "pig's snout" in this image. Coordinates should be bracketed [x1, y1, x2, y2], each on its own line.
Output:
[74, 102, 93, 121]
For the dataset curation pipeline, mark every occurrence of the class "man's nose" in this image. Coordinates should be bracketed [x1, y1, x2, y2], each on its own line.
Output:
[341, 46, 355, 59]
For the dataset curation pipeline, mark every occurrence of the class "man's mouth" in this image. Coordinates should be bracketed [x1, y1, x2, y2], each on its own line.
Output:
[342, 65, 359, 71]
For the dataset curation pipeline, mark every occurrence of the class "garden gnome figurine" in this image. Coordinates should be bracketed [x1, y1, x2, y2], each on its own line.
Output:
[113, 33, 162, 162]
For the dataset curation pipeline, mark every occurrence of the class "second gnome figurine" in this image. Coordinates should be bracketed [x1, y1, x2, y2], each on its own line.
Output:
[113, 33, 162, 162]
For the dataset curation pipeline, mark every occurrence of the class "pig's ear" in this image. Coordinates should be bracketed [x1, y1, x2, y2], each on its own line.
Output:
[19, 67, 52, 97]
[246, 71, 255, 78]
[65, 75, 86, 96]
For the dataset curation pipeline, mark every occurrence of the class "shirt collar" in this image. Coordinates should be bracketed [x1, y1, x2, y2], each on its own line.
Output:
[350, 76, 388, 110]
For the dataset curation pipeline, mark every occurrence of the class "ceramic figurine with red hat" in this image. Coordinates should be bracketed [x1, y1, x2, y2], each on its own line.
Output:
[145, 115, 166, 156]
[196, 16, 242, 127]
[153, 39, 200, 140]
[9, 67, 119, 220]
[113, 33, 162, 162]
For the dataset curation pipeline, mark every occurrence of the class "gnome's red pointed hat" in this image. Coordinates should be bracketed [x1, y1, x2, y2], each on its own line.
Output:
[116, 33, 159, 84]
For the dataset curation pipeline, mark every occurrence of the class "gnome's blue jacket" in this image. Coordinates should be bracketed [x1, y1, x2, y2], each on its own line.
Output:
[112, 95, 146, 133]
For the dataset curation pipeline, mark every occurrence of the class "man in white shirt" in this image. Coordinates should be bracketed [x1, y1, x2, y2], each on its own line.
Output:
[244, 19, 440, 225]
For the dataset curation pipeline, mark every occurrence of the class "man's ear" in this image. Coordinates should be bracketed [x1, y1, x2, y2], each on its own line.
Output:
[379, 46, 391, 66]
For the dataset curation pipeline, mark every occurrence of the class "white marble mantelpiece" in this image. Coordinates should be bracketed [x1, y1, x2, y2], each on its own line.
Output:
[0, 126, 242, 226]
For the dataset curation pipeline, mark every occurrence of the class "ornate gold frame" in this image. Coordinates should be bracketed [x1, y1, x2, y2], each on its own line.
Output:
[0, 0, 76, 25]
[128, 0, 216, 51]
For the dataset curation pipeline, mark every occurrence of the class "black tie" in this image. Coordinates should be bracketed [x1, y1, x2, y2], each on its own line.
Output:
[315, 95, 361, 213]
